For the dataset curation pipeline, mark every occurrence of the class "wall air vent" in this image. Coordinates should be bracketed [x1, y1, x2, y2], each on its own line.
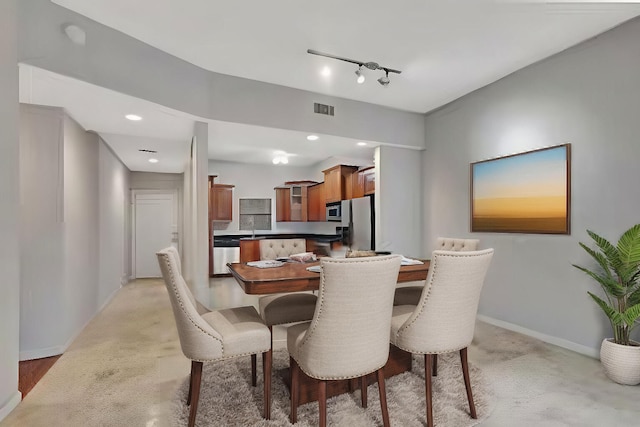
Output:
[314, 103, 335, 116]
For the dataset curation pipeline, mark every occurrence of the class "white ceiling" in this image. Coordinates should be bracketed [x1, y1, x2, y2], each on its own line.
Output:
[21, 1, 640, 172]
[52, 0, 640, 113]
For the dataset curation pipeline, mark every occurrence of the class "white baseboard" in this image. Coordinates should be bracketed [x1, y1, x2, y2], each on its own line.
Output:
[20, 285, 121, 361]
[476, 314, 600, 359]
[0, 391, 22, 422]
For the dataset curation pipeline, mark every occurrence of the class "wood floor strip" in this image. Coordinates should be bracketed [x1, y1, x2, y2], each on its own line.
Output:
[19, 355, 61, 398]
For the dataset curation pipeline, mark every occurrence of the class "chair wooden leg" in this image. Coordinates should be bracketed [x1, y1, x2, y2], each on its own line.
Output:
[262, 350, 272, 419]
[188, 361, 203, 427]
[460, 347, 477, 419]
[432, 354, 438, 376]
[251, 354, 257, 387]
[424, 354, 434, 427]
[360, 375, 368, 408]
[290, 357, 299, 424]
[186, 360, 195, 405]
[377, 368, 390, 427]
[318, 380, 327, 427]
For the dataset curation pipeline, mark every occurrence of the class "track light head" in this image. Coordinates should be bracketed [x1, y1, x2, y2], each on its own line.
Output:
[378, 70, 390, 87]
[355, 67, 365, 84]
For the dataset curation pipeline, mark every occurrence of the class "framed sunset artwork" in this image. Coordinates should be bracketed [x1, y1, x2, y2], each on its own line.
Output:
[470, 144, 571, 234]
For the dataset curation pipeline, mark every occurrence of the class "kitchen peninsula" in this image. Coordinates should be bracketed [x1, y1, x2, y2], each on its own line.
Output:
[212, 233, 345, 275]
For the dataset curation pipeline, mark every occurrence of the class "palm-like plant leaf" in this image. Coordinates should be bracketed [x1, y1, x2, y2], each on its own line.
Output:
[588, 230, 624, 277]
[617, 224, 640, 266]
[628, 288, 640, 307]
[578, 243, 613, 280]
[573, 265, 626, 298]
[622, 303, 640, 327]
[588, 292, 623, 325]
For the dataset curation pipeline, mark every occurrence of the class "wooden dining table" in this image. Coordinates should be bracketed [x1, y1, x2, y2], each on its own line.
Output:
[226, 258, 430, 295]
[226, 257, 430, 405]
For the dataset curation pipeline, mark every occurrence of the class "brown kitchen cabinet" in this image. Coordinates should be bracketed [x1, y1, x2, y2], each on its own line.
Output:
[322, 165, 358, 203]
[210, 184, 234, 221]
[362, 166, 375, 195]
[307, 182, 326, 221]
[275, 181, 317, 222]
[239, 238, 262, 263]
[275, 187, 291, 222]
[351, 166, 375, 198]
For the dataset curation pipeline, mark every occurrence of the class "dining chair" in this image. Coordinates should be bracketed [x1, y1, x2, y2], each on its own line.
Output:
[390, 249, 493, 427]
[252, 292, 318, 385]
[156, 248, 272, 427]
[287, 255, 402, 427]
[393, 237, 479, 306]
[254, 238, 319, 385]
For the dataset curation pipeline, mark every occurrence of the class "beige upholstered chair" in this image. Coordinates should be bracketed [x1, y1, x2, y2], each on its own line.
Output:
[390, 249, 493, 427]
[156, 248, 272, 427]
[253, 292, 317, 385]
[287, 255, 402, 427]
[259, 238, 307, 260]
[393, 237, 480, 306]
[255, 238, 318, 384]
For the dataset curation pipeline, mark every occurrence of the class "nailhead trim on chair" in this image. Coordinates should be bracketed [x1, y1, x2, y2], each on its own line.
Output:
[161, 252, 271, 360]
[160, 253, 225, 354]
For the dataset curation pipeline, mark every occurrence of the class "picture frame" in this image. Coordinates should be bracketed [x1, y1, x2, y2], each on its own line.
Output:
[470, 144, 571, 234]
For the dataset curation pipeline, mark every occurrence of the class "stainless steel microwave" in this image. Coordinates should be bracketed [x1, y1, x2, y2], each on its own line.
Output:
[326, 202, 342, 222]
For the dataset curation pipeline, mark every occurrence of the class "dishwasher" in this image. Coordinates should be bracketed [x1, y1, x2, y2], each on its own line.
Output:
[213, 247, 240, 274]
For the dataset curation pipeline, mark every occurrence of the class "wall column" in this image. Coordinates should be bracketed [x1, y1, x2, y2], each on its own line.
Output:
[0, 0, 22, 420]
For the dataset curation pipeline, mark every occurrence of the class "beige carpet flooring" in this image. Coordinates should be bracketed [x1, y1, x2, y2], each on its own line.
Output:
[2, 278, 640, 426]
[171, 349, 492, 426]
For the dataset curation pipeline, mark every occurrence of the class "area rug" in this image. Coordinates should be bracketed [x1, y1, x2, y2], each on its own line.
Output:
[171, 349, 494, 426]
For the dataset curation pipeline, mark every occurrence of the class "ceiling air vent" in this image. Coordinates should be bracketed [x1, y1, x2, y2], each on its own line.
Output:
[314, 103, 334, 116]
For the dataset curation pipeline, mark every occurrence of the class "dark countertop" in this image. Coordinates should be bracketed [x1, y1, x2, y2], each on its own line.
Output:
[213, 233, 342, 247]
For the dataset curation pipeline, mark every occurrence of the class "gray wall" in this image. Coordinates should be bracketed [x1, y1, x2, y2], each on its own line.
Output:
[376, 145, 424, 257]
[63, 114, 100, 348]
[18, 105, 131, 360]
[19, 105, 67, 358]
[99, 140, 131, 305]
[423, 17, 640, 355]
[0, 0, 21, 419]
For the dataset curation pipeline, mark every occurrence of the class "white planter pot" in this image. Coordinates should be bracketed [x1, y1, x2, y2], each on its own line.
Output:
[600, 338, 640, 385]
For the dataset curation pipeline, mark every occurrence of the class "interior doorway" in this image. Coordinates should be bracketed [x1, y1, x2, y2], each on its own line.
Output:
[132, 190, 178, 278]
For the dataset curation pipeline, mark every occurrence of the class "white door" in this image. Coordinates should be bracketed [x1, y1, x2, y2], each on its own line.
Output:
[134, 192, 177, 278]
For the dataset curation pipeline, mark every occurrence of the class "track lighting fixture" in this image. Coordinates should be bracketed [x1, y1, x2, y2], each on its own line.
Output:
[355, 66, 365, 84]
[377, 70, 390, 87]
[308, 49, 401, 86]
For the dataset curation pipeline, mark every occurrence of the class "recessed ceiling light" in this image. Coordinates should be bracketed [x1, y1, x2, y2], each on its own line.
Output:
[148, 158, 159, 163]
[321, 66, 331, 77]
[357, 142, 367, 146]
[307, 135, 319, 141]
[126, 114, 142, 121]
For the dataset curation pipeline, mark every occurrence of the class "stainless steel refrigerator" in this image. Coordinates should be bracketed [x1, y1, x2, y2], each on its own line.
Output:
[341, 195, 374, 250]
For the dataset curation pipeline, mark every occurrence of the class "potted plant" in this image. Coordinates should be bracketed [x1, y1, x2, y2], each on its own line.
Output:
[573, 224, 640, 385]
